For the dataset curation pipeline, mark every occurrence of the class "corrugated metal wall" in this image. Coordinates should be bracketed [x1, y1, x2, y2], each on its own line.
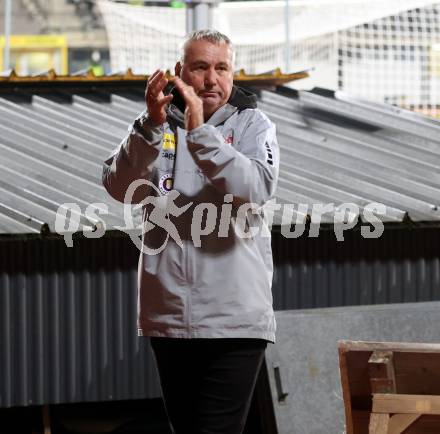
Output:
[0, 235, 161, 408]
[1, 227, 439, 407]
[272, 227, 440, 310]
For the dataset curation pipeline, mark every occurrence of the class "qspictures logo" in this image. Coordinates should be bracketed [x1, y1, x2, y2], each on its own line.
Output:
[55, 179, 387, 254]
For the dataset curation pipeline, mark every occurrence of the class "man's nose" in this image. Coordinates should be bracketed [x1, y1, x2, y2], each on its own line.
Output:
[204, 68, 217, 86]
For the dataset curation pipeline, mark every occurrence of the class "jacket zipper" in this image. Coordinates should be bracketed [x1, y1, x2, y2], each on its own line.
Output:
[185, 241, 192, 337]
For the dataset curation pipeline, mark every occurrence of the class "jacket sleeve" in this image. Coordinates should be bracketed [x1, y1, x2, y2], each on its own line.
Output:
[102, 111, 164, 204]
[186, 110, 279, 206]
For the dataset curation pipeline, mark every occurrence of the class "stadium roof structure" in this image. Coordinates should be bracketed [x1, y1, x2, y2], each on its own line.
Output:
[0, 72, 439, 236]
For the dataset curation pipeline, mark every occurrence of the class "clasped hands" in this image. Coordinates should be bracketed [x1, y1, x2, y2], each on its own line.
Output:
[145, 69, 203, 131]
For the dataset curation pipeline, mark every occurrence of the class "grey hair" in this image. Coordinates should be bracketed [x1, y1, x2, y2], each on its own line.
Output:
[180, 29, 235, 64]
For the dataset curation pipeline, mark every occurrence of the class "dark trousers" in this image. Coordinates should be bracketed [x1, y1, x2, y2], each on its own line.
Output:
[150, 337, 267, 434]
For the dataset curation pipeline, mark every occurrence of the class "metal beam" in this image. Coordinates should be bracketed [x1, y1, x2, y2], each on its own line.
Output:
[284, 0, 290, 72]
[185, 0, 217, 33]
[4, 0, 12, 70]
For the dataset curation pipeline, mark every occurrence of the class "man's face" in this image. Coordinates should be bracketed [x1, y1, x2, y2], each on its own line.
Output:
[175, 40, 234, 120]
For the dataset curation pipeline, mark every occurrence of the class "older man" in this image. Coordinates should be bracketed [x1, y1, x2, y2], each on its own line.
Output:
[103, 30, 279, 434]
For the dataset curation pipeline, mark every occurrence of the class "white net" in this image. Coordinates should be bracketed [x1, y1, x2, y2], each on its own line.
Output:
[98, 0, 440, 117]
[337, 4, 440, 118]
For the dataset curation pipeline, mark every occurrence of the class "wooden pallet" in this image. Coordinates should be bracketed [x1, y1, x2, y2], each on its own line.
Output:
[339, 341, 440, 434]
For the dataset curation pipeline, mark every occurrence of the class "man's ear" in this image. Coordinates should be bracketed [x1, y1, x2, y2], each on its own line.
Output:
[175, 62, 182, 78]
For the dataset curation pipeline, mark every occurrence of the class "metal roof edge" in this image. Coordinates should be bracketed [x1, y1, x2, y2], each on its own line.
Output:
[0, 68, 310, 86]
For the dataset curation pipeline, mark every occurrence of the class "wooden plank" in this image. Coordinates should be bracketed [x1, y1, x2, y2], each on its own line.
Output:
[365, 414, 440, 434]
[341, 345, 440, 397]
[405, 415, 440, 434]
[369, 413, 389, 434]
[339, 341, 440, 434]
[369, 351, 396, 394]
[42, 405, 51, 434]
[338, 341, 440, 354]
[388, 414, 421, 434]
[352, 409, 371, 434]
[373, 394, 440, 415]
[346, 351, 374, 398]
[394, 353, 440, 395]
[339, 344, 355, 434]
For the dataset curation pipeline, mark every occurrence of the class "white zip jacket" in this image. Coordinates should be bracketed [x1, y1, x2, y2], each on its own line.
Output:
[102, 86, 280, 342]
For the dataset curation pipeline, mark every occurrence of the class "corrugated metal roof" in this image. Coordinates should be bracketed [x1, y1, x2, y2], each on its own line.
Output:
[262, 87, 440, 224]
[0, 77, 439, 235]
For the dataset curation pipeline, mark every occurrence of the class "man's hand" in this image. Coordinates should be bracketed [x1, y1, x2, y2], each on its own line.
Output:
[145, 70, 173, 126]
[173, 77, 204, 131]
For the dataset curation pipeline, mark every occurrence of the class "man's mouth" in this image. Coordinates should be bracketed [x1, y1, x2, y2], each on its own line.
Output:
[200, 91, 219, 98]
